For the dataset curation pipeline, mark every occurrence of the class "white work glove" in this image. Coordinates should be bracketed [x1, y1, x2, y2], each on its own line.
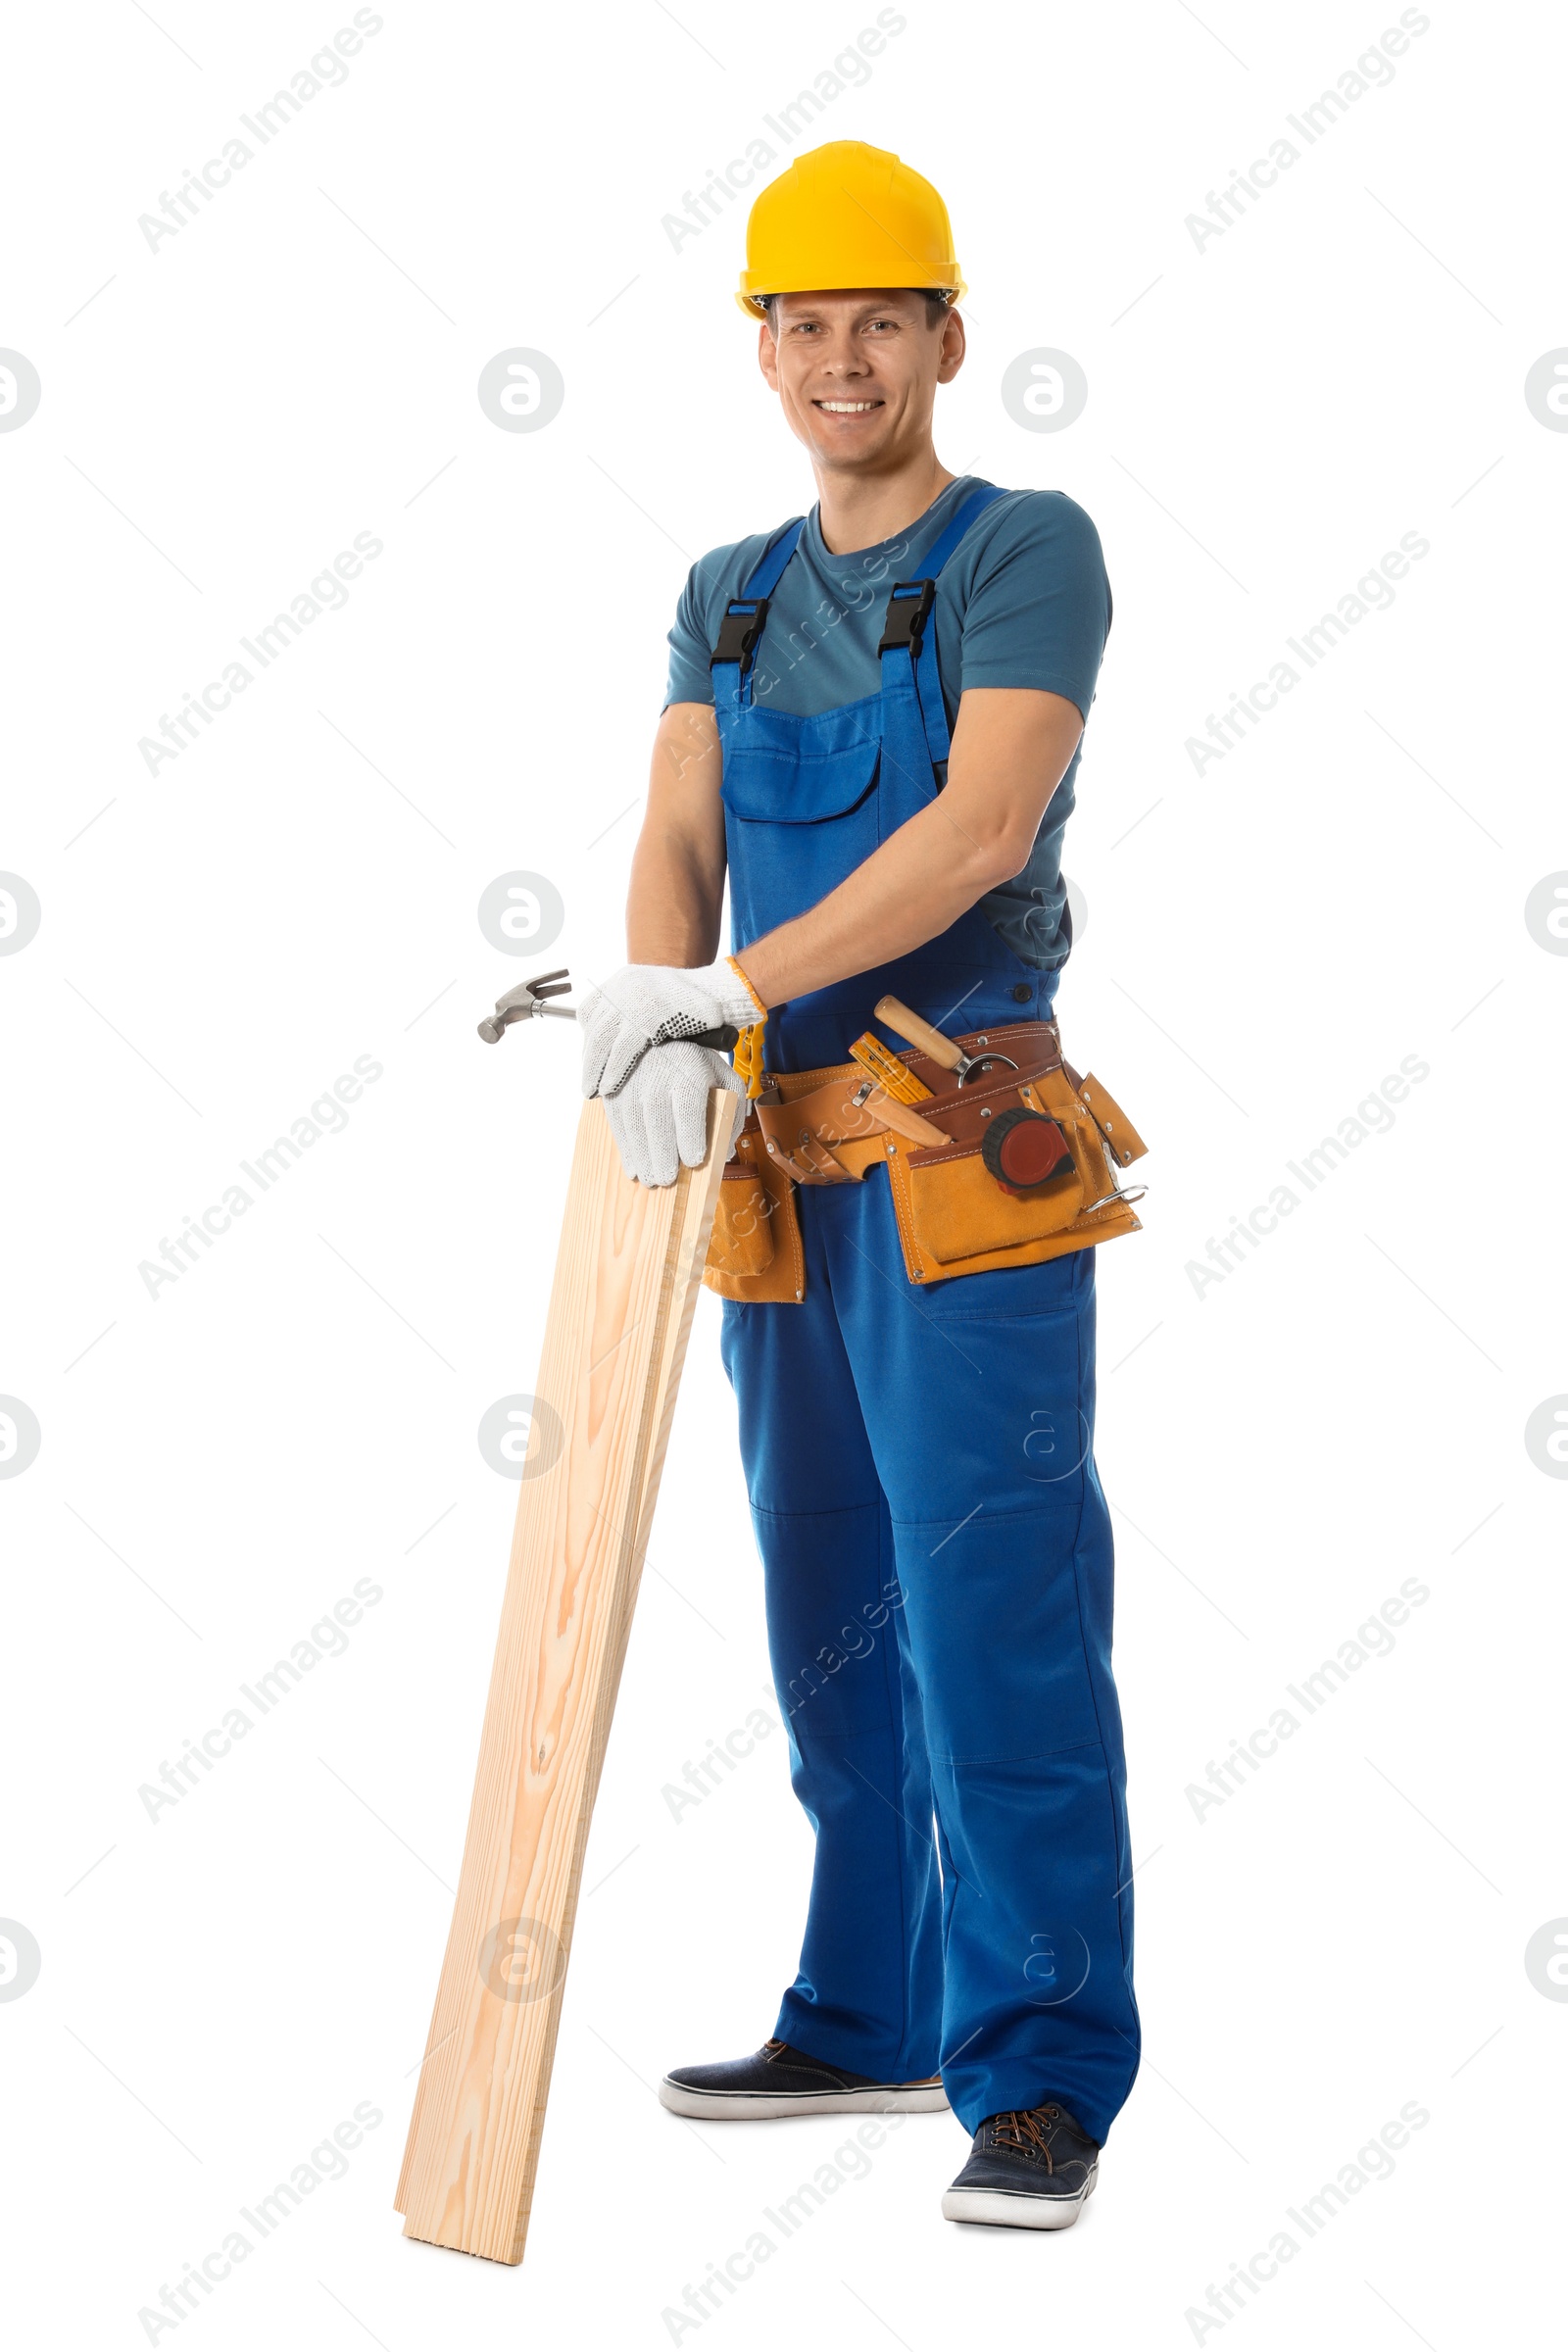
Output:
[579, 959, 762, 1099]
[579, 960, 761, 1188]
[598, 1040, 748, 1187]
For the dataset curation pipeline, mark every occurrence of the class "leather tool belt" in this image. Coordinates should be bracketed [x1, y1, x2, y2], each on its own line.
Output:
[703, 1018, 1148, 1303]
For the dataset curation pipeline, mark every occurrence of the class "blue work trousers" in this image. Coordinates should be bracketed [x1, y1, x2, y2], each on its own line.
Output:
[720, 1168, 1140, 2141]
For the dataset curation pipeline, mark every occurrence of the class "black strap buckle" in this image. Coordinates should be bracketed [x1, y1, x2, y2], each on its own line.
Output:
[877, 577, 936, 656]
[710, 597, 770, 668]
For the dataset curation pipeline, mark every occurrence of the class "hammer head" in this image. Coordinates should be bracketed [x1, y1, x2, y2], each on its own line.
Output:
[476, 967, 575, 1044]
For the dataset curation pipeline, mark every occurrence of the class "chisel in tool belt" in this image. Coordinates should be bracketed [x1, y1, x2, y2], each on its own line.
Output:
[873, 995, 1019, 1086]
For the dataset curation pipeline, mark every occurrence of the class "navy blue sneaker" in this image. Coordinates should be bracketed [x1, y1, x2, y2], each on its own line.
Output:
[942, 2100, 1100, 2229]
[660, 2036, 948, 2121]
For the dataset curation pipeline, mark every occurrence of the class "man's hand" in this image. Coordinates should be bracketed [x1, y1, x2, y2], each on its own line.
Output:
[594, 1040, 747, 1188]
[580, 959, 759, 1187]
[580, 959, 761, 1098]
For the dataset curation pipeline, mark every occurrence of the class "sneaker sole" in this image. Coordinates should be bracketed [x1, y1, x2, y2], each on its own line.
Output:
[941, 2166, 1098, 2230]
[659, 2078, 950, 2121]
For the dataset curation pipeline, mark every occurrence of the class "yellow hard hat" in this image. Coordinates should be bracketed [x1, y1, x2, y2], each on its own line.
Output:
[736, 140, 965, 318]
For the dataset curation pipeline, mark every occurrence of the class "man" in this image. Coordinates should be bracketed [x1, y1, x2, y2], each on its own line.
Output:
[580, 140, 1139, 2230]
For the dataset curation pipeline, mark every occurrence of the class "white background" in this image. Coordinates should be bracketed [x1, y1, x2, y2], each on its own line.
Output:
[3, 1, 1564, 2344]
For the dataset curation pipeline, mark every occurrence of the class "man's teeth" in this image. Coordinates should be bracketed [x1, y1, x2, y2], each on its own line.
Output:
[817, 400, 880, 413]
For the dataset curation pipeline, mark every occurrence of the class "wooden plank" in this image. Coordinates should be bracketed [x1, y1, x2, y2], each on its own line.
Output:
[396, 1088, 739, 2263]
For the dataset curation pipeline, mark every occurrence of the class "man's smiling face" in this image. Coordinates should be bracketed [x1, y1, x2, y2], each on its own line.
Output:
[758, 288, 965, 478]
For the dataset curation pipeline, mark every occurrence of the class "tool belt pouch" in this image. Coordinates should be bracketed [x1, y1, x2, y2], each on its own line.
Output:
[703, 1065, 906, 1299]
[702, 1119, 805, 1302]
[701, 1024, 1147, 1300]
[886, 1050, 1150, 1288]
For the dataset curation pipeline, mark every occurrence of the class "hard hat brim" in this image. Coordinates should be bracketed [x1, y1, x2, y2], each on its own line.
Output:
[735, 272, 966, 319]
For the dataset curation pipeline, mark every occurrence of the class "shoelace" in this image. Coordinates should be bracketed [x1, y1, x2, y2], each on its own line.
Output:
[990, 2102, 1063, 2168]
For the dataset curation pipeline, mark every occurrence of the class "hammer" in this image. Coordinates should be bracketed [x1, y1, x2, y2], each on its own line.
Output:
[477, 967, 741, 1052]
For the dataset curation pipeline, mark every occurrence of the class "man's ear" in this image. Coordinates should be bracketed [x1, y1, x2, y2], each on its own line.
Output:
[758, 319, 780, 391]
[937, 308, 966, 385]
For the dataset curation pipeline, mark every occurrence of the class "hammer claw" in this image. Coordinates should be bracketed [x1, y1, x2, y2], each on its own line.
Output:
[476, 967, 579, 1045]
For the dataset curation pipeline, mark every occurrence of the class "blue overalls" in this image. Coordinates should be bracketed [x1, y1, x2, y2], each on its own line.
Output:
[711, 486, 1141, 2143]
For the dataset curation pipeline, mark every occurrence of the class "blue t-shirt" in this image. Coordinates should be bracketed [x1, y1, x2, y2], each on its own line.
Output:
[663, 475, 1111, 969]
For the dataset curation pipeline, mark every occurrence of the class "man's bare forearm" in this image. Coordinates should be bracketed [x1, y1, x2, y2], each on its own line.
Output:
[738, 687, 1082, 1006]
[626, 830, 723, 964]
[736, 797, 1010, 1005]
[626, 703, 726, 964]
[630, 794, 1004, 999]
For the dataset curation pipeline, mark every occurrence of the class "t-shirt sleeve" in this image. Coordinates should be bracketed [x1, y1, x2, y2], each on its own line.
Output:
[664, 559, 717, 709]
[956, 493, 1111, 721]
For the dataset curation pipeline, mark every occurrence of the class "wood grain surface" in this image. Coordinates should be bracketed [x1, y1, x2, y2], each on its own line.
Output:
[395, 1088, 738, 2263]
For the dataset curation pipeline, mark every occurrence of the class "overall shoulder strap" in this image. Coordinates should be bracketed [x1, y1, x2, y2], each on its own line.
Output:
[710, 517, 806, 711]
[741, 515, 807, 601]
[878, 482, 1012, 764]
[914, 481, 1010, 581]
